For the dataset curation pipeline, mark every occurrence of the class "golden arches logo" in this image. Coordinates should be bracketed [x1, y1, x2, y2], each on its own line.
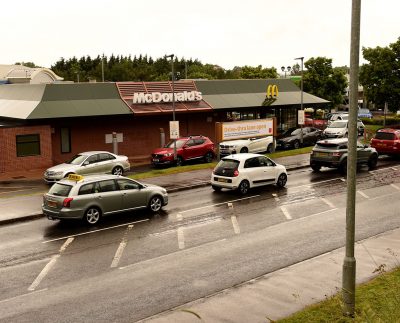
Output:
[266, 84, 279, 99]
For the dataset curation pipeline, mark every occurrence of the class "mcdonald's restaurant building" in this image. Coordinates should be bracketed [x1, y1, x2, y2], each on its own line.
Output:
[0, 79, 328, 173]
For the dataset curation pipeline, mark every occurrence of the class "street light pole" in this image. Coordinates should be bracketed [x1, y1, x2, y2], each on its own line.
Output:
[295, 57, 304, 145]
[165, 54, 177, 162]
[280, 66, 291, 78]
[342, 0, 361, 317]
[102, 54, 105, 82]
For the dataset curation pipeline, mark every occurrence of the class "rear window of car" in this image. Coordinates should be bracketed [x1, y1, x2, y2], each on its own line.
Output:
[375, 132, 396, 140]
[216, 159, 239, 170]
[48, 183, 72, 197]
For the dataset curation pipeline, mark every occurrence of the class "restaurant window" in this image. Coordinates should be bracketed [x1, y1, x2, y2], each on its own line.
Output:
[16, 134, 41, 157]
[61, 127, 71, 153]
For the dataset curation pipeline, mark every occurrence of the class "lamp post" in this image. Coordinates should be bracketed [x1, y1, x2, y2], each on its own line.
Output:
[295, 56, 304, 145]
[280, 66, 291, 78]
[165, 54, 177, 162]
[101, 54, 105, 82]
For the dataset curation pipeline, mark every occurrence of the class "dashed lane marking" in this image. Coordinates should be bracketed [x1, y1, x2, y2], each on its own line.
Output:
[357, 191, 369, 199]
[177, 227, 185, 249]
[320, 197, 335, 208]
[111, 225, 133, 268]
[0, 288, 48, 304]
[391, 183, 400, 190]
[280, 206, 292, 220]
[176, 213, 183, 221]
[28, 238, 74, 291]
[231, 215, 241, 234]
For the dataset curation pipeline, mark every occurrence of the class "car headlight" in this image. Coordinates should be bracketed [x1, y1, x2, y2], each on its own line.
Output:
[54, 171, 64, 176]
[164, 153, 173, 157]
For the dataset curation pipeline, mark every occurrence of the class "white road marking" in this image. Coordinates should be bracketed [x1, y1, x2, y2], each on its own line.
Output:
[391, 167, 398, 171]
[111, 225, 133, 268]
[29, 236, 75, 291]
[231, 215, 241, 234]
[28, 256, 59, 291]
[390, 183, 400, 190]
[0, 288, 48, 304]
[179, 195, 260, 215]
[119, 239, 227, 270]
[272, 193, 280, 202]
[176, 213, 183, 221]
[43, 219, 149, 243]
[177, 227, 185, 249]
[340, 178, 346, 182]
[357, 191, 369, 199]
[320, 197, 335, 208]
[280, 206, 292, 220]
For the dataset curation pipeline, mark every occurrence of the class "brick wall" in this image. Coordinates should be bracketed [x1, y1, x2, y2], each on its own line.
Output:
[0, 125, 53, 173]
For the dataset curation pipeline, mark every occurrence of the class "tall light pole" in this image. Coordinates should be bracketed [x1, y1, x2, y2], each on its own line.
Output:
[165, 54, 177, 162]
[280, 66, 291, 78]
[342, 0, 361, 317]
[295, 56, 304, 145]
[101, 54, 105, 82]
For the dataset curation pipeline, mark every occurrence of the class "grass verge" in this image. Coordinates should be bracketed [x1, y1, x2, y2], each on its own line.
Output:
[128, 146, 313, 180]
[277, 266, 400, 323]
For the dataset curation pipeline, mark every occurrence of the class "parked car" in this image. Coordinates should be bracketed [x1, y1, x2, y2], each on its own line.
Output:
[151, 135, 215, 167]
[219, 136, 274, 158]
[327, 112, 349, 125]
[42, 174, 168, 225]
[370, 128, 400, 156]
[44, 151, 130, 183]
[358, 108, 373, 119]
[276, 127, 322, 149]
[322, 120, 365, 138]
[310, 138, 378, 173]
[210, 153, 287, 195]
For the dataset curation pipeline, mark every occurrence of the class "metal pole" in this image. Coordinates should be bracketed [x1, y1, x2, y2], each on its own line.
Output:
[295, 57, 304, 145]
[185, 61, 187, 79]
[102, 54, 105, 82]
[342, 0, 361, 317]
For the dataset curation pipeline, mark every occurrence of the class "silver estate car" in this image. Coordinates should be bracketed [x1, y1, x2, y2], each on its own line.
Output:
[42, 174, 168, 225]
[44, 151, 130, 183]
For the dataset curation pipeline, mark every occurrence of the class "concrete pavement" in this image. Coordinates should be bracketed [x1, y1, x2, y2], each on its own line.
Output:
[1, 153, 400, 322]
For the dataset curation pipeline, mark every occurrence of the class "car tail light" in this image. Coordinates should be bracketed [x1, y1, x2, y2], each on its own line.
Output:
[233, 170, 239, 177]
[332, 152, 342, 157]
[63, 197, 73, 207]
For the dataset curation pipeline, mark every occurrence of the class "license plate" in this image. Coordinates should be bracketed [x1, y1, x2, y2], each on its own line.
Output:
[315, 152, 328, 157]
[47, 201, 57, 208]
[153, 159, 159, 162]
[218, 178, 228, 183]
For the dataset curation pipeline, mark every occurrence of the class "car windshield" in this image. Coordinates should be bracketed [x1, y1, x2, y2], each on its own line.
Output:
[67, 154, 87, 165]
[282, 128, 300, 136]
[48, 183, 72, 196]
[329, 121, 347, 128]
[165, 139, 186, 149]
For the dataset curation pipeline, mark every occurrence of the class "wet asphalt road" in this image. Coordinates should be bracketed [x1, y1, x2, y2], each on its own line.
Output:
[1, 163, 400, 322]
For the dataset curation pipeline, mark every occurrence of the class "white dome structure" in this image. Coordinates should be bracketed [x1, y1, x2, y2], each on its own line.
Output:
[0, 64, 63, 84]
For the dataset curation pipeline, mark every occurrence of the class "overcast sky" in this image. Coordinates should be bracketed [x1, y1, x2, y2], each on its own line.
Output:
[2, 0, 399, 72]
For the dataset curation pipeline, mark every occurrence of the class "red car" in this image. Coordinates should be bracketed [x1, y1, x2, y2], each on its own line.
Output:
[371, 128, 400, 156]
[151, 135, 215, 167]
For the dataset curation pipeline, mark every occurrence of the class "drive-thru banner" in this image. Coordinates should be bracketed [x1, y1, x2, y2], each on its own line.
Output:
[215, 118, 276, 142]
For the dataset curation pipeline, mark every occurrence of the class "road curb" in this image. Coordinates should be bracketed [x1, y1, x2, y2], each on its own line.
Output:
[0, 212, 43, 226]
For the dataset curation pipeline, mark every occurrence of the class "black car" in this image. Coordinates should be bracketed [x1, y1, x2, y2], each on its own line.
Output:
[276, 127, 322, 150]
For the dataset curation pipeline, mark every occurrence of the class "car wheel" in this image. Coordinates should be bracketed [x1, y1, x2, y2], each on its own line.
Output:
[339, 158, 347, 174]
[368, 154, 378, 170]
[238, 180, 250, 195]
[212, 185, 222, 192]
[84, 207, 101, 225]
[148, 195, 162, 212]
[276, 173, 287, 188]
[311, 164, 321, 172]
[266, 144, 273, 153]
[240, 147, 248, 153]
[112, 166, 123, 176]
[204, 152, 213, 163]
[176, 156, 183, 166]
[293, 140, 300, 149]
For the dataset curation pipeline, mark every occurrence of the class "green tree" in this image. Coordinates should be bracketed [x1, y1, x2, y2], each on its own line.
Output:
[359, 37, 400, 112]
[14, 62, 39, 68]
[303, 57, 347, 109]
[239, 65, 278, 79]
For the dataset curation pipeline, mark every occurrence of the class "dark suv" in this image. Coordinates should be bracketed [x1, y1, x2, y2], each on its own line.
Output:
[151, 135, 215, 167]
[310, 138, 378, 173]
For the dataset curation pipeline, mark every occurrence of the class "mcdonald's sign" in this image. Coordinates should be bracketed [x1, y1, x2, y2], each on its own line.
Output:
[266, 84, 279, 99]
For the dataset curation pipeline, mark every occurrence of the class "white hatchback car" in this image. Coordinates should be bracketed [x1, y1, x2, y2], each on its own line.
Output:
[219, 136, 275, 158]
[211, 153, 287, 194]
